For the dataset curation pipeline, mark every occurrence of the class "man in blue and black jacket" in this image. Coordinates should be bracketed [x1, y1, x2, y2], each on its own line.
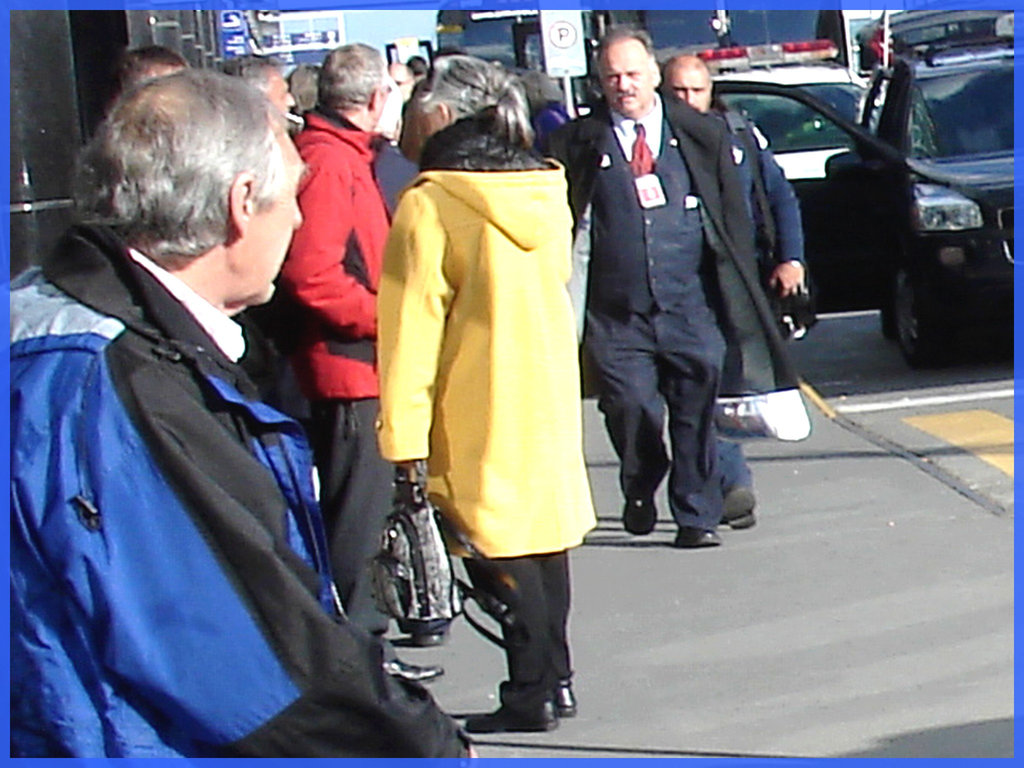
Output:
[10, 69, 469, 758]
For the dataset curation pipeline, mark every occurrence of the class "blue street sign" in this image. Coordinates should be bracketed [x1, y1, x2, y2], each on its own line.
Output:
[220, 11, 249, 58]
[220, 10, 244, 31]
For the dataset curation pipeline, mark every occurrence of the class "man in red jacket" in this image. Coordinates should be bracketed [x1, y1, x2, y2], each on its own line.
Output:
[280, 43, 440, 682]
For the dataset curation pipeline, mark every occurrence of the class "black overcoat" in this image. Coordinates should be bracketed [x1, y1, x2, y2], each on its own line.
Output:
[548, 98, 799, 395]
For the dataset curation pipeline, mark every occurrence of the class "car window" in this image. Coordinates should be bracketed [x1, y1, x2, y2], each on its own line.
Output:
[907, 89, 941, 157]
[800, 83, 864, 121]
[722, 93, 856, 154]
[913, 65, 1013, 157]
[725, 10, 822, 44]
[862, 75, 891, 133]
[896, 17, 1001, 51]
[720, 92, 858, 180]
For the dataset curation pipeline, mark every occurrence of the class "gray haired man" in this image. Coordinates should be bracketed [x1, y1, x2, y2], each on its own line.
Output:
[10, 69, 469, 758]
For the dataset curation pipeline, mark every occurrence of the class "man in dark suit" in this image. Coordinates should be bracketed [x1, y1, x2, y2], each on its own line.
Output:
[549, 28, 798, 549]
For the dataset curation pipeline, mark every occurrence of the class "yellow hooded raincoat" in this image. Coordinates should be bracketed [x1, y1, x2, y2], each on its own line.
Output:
[377, 166, 596, 559]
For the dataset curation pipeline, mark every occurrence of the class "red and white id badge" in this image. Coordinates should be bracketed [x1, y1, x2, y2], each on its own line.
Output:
[634, 173, 667, 209]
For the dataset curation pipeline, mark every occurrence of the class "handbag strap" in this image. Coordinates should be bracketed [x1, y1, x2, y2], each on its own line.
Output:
[455, 578, 529, 650]
[402, 463, 525, 650]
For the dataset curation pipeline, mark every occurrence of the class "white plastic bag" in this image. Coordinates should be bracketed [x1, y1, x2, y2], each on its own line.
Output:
[715, 388, 811, 442]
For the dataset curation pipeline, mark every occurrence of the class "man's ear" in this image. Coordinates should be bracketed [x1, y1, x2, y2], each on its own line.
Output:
[436, 101, 453, 126]
[227, 172, 258, 241]
[369, 84, 390, 118]
[423, 101, 453, 138]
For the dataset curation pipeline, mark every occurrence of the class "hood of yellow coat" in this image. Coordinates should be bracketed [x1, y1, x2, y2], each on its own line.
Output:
[414, 164, 570, 252]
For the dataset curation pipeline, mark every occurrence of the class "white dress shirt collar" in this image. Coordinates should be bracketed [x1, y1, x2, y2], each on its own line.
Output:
[128, 248, 246, 363]
[610, 92, 664, 161]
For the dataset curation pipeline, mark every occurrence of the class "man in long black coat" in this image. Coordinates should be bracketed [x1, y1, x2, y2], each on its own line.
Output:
[549, 28, 797, 549]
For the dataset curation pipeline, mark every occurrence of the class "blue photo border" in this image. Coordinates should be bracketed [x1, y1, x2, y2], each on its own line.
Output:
[3, 1, 1016, 766]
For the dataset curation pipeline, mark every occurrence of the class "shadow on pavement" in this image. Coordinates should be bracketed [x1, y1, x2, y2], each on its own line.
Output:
[789, 311, 1012, 399]
[840, 717, 1013, 758]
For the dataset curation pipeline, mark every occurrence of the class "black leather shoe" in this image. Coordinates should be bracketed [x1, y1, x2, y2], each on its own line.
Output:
[383, 658, 444, 683]
[722, 486, 757, 529]
[465, 702, 559, 733]
[623, 498, 657, 535]
[408, 631, 447, 648]
[673, 527, 722, 549]
[554, 680, 577, 718]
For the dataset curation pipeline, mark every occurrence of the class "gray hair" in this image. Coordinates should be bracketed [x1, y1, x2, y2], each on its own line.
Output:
[597, 27, 657, 68]
[417, 55, 533, 148]
[318, 43, 387, 113]
[221, 54, 284, 94]
[288, 64, 320, 113]
[75, 69, 288, 263]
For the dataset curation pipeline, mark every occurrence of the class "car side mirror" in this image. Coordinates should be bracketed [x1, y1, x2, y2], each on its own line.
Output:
[824, 150, 862, 177]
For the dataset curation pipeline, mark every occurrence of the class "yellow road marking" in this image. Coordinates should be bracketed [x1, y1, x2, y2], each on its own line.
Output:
[799, 379, 836, 419]
[903, 410, 1014, 477]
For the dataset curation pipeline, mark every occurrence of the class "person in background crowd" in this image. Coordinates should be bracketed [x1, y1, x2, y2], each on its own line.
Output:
[221, 53, 310, 421]
[9, 69, 470, 758]
[378, 54, 596, 734]
[549, 28, 798, 549]
[222, 54, 299, 128]
[108, 44, 187, 109]
[280, 43, 442, 683]
[406, 54, 429, 83]
[389, 60, 416, 102]
[372, 65, 454, 651]
[662, 54, 807, 531]
[520, 69, 571, 155]
[399, 78, 436, 164]
[288, 63, 320, 115]
[377, 71, 406, 143]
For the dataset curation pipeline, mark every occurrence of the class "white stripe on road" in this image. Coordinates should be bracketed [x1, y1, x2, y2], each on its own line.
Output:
[835, 388, 1015, 414]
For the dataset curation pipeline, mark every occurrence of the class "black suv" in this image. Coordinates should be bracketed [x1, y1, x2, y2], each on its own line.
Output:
[715, 39, 1013, 366]
[863, 42, 1014, 365]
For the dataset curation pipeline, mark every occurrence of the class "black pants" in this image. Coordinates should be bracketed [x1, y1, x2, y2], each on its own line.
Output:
[464, 551, 572, 714]
[309, 398, 393, 635]
[585, 308, 725, 530]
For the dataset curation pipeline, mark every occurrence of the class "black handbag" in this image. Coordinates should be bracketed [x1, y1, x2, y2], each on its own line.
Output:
[369, 462, 523, 648]
[370, 462, 462, 623]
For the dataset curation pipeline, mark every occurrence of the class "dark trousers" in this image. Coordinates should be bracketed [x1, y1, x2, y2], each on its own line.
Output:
[585, 308, 726, 530]
[309, 398, 392, 636]
[464, 551, 572, 714]
[718, 439, 753, 493]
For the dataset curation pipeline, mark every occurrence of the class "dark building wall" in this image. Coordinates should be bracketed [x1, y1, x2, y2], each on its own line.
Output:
[8, 10, 220, 278]
[9, 11, 85, 279]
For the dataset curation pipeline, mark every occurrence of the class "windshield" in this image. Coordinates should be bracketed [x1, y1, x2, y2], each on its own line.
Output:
[910, 64, 1013, 158]
[644, 10, 718, 55]
[727, 10, 823, 45]
[645, 9, 823, 54]
[801, 83, 864, 121]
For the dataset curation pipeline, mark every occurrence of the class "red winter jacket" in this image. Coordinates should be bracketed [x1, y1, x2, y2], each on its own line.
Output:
[281, 112, 391, 400]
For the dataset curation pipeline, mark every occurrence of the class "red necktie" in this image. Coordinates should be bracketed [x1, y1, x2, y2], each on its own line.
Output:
[630, 123, 655, 176]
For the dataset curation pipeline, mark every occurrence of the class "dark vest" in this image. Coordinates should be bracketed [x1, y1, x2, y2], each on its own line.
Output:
[588, 119, 713, 317]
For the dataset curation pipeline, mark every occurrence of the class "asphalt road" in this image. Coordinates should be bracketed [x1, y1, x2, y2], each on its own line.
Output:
[394, 310, 1014, 758]
[792, 310, 1014, 515]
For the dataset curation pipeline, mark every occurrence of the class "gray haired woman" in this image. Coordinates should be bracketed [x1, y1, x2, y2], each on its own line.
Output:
[377, 55, 596, 734]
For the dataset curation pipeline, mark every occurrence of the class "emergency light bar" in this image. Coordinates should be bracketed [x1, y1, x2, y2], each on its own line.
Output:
[698, 39, 838, 70]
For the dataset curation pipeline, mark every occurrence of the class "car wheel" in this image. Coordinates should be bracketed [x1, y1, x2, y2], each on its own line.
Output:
[893, 268, 949, 367]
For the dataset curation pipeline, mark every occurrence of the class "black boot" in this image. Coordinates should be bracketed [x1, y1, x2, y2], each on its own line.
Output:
[554, 678, 577, 718]
[464, 700, 558, 733]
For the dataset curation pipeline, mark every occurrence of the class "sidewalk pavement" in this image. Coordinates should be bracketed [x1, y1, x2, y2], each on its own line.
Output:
[397, 398, 1014, 758]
